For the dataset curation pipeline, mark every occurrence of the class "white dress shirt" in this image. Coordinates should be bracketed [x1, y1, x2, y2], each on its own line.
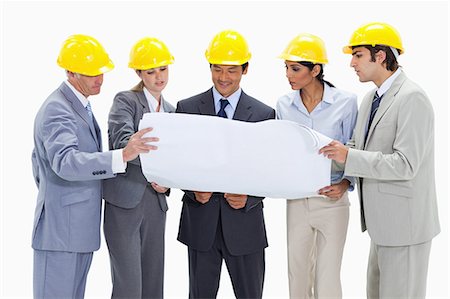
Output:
[277, 83, 358, 186]
[212, 86, 242, 119]
[144, 87, 165, 113]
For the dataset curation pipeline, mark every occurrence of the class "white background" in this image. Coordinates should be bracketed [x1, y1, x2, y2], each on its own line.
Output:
[1, 1, 448, 298]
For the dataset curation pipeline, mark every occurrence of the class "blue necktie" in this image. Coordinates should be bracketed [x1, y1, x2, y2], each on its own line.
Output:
[86, 102, 94, 121]
[217, 98, 229, 118]
[365, 92, 382, 142]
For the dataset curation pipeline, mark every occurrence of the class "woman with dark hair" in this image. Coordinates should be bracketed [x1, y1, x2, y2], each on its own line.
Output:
[276, 33, 358, 298]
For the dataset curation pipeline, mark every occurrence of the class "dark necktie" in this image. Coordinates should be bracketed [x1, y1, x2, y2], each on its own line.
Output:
[368, 92, 382, 128]
[365, 92, 382, 142]
[217, 98, 229, 118]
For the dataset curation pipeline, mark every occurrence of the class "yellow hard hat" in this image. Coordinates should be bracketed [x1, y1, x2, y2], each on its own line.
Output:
[343, 22, 404, 54]
[128, 37, 174, 70]
[57, 34, 114, 76]
[205, 30, 251, 65]
[279, 33, 328, 64]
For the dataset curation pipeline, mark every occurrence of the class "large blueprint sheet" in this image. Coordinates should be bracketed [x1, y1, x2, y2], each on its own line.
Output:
[139, 113, 332, 199]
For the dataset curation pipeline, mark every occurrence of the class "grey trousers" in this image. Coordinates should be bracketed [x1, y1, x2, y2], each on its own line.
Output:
[33, 250, 93, 299]
[367, 240, 432, 299]
[104, 186, 167, 299]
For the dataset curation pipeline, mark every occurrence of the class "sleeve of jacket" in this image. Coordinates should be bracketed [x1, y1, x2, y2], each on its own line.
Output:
[345, 89, 433, 181]
[31, 149, 40, 187]
[108, 92, 141, 166]
[40, 101, 115, 181]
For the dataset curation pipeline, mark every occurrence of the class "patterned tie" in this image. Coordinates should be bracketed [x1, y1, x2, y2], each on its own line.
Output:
[86, 102, 94, 121]
[217, 98, 230, 118]
[365, 92, 382, 142]
[368, 92, 382, 129]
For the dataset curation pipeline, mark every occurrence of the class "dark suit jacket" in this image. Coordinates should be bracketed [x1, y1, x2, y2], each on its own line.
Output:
[176, 88, 276, 256]
[103, 90, 174, 210]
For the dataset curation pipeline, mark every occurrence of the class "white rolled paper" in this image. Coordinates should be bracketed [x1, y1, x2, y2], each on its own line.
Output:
[138, 113, 332, 199]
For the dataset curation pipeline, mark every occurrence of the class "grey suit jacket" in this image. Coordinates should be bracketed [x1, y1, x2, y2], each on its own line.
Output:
[31, 82, 116, 252]
[344, 71, 440, 246]
[103, 90, 174, 209]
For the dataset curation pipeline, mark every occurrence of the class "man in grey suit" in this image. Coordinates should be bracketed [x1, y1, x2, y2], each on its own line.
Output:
[103, 37, 175, 299]
[320, 22, 440, 298]
[176, 30, 275, 298]
[31, 34, 158, 299]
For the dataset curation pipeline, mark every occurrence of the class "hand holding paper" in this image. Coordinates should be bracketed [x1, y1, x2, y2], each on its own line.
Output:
[138, 113, 332, 199]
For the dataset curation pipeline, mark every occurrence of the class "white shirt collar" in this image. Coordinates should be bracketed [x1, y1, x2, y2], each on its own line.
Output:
[377, 68, 402, 97]
[289, 83, 335, 107]
[64, 80, 89, 107]
[212, 86, 242, 110]
[143, 88, 165, 113]
[321, 83, 335, 105]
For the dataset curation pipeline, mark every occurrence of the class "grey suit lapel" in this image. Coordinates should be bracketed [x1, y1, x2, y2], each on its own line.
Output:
[365, 72, 407, 145]
[135, 91, 151, 113]
[162, 98, 175, 113]
[137, 90, 175, 113]
[233, 91, 253, 121]
[197, 88, 253, 119]
[198, 89, 216, 116]
[356, 91, 375, 149]
[59, 83, 101, 149]
[92, 117, 102, 150]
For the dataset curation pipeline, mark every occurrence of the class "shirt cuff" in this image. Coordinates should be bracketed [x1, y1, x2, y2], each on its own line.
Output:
[343, 176, 355, 192]
[111, 149, 126, 173]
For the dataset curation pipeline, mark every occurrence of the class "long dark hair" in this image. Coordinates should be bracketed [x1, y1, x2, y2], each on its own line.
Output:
[298, 61, 335, 87]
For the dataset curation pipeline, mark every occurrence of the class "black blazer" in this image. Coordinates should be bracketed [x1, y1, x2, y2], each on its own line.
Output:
[176, 88, 276, 255]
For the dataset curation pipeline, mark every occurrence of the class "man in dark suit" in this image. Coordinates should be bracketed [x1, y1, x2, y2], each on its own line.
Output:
[176, 30, 275, 299]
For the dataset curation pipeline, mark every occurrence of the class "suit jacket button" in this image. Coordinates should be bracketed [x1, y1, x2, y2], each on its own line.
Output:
[92, 171, 96, 175]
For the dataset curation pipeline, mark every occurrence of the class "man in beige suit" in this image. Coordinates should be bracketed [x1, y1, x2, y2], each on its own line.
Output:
[320, 22, 440, 298]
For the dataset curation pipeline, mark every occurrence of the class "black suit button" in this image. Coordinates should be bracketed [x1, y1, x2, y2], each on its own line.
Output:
[92, 171, 96, 175]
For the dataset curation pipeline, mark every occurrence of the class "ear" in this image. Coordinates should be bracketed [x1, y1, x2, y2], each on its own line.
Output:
[375, 50, 387, 64]
[312, 64, 321, 77]
[135, 70, 142, 79]
[242, 64, 248, 75]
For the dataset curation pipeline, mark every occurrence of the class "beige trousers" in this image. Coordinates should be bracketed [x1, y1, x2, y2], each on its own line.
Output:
[367, 240, 432, 299]
[287, 193, 349, 299]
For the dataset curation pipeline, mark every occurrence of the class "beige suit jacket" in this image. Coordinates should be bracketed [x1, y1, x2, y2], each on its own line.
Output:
[344, 71, 440, 246]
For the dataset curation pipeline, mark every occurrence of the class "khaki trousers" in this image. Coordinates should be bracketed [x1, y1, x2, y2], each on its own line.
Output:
[287, 193, 349, 299]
